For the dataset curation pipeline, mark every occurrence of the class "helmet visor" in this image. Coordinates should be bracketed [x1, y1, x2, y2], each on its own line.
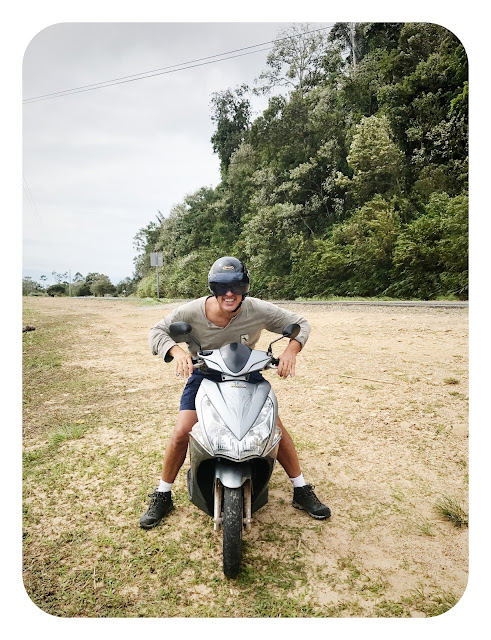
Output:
[210, 282, 249, 296]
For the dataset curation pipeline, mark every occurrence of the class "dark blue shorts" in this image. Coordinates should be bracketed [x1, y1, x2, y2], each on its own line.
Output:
[179, 370, 265, 411]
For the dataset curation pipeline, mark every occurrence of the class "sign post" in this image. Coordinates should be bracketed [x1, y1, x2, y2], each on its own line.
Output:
[149, 252, 163, 299]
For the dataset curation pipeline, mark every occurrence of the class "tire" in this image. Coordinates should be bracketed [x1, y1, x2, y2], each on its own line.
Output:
[222, 486, 243, 578]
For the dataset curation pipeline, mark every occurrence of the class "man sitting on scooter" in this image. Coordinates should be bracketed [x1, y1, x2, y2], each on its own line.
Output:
[140, 256, 331, 528]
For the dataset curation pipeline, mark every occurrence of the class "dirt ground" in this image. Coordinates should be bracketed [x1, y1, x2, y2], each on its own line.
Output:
[22, 297, 468, 616]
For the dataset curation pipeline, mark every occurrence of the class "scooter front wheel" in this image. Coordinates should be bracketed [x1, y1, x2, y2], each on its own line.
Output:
[222, 486, 243, 578]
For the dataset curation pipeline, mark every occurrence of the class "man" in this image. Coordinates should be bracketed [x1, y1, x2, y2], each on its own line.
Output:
[140, 256, 331, 528]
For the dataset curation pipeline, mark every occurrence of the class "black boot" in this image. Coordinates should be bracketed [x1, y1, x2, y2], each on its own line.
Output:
[139, 489, 174, 529]
[292, 484, 331, 520]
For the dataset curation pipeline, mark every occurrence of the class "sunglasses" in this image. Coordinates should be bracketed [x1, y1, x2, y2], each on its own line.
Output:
[211, 282, 249, 296]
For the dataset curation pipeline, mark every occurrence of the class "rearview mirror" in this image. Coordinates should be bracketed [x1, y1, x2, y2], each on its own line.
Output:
[267, 323, 301, 354]
[282, 323, 300, 339]
[169, 321, 192, 337]
[169, 321, 202, 350]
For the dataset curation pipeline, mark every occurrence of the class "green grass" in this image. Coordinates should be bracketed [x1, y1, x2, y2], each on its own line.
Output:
[408, 584, 459, 616]
[48, 423, 90, 448]
[414, 516, 435, 537]
[435, 495, 468, 528]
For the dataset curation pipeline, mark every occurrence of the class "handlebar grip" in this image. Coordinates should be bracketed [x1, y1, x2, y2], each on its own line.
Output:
[192, 357, 206, 370]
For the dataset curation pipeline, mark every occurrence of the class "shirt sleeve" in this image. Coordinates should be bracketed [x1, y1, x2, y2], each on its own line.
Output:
[148, 308, 183, 362]
[261, 300, 311, 349]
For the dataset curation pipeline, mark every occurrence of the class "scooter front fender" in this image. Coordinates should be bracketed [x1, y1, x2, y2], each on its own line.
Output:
[215, 460, 252, 488]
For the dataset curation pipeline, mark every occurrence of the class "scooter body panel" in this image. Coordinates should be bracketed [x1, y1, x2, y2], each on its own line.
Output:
[197, 378, 275, 441]
[187, 375, 281, 517]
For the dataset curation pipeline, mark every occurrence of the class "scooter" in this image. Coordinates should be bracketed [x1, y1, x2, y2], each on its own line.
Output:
[169, 321, 300, 578]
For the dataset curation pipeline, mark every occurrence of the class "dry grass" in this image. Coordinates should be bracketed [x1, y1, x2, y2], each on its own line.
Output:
[22, 296, 469, 617]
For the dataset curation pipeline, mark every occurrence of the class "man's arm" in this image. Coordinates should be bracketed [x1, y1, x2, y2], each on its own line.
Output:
[277, 336, 302, 378]
[148, 313, 180, 363]
[260, 300, 311, 350]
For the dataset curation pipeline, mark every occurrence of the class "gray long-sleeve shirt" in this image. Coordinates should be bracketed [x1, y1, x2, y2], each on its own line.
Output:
[149, 296, 311, 362]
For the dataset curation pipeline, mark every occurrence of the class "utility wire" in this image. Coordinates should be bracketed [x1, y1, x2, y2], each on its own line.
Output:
[23, 174, 48, 239]
[23, 25, 332, 104]
[23, 47, 272, 103]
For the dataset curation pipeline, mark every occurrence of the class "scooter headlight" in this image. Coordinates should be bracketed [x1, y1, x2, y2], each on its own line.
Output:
[200, 395, 275, 460]
[190, 421, 213, 454]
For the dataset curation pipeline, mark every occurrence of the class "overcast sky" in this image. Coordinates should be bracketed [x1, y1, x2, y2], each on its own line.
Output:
[22, 22, 333, 285]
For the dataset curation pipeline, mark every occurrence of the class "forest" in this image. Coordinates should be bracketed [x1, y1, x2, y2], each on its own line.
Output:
[133, 22, 468, 301]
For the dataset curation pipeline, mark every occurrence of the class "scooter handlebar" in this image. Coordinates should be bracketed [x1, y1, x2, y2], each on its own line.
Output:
[191, 352, 278, 371]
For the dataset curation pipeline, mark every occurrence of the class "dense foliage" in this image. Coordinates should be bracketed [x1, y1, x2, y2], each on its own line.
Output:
[134, 22, 468, 300]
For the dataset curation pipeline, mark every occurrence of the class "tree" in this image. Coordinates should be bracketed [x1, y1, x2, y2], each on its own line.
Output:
[388, 193, 468, 299]
[338, 115, 404, 205]
[305, 196, 401, 296]
[210, 85, 251, 174]
[255, 23, 329, 95]
[22, 277, 44, 296]
[116, 277, 136, 297]
[133, 221, 160, 282]
[46, 283, 67, 296]
[131, 21, 468, 301]
[328, 22, 369, 70]
[90, 275, 115, 297]
[51, 271, 69, 284]
[378, 23, 468, 195]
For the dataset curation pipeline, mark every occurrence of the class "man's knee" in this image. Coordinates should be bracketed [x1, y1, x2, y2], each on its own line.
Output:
[172, 411, 197, 445]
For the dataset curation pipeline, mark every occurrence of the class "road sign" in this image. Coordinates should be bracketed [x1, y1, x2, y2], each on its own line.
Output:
[150, 252, 163, 267]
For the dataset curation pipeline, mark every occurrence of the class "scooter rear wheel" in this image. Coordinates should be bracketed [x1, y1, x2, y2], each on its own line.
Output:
[222, 486, 243, 578]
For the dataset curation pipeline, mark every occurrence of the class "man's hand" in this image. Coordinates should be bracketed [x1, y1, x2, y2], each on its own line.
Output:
[169, 345, 194, 378]
[277, 339, 301, 379]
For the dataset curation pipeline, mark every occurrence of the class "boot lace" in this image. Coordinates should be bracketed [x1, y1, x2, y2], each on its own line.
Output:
[147, 491, 166, 515]
[303, 484, 322, 507]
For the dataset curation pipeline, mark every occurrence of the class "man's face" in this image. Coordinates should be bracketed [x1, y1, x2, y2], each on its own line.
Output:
[217, 288, 243, 314]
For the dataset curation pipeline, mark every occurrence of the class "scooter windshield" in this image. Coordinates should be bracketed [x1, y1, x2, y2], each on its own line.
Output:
[219, 343, 252, 373]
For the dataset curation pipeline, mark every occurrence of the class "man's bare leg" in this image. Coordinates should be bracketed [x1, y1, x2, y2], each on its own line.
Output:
[276, 415, 301, 479]
[276, 416, 331, 519]
[161, 410, 197, 483]
[140, 410, 197, 529]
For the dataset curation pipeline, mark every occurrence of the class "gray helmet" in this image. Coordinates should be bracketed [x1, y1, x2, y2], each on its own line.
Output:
[208, 256, 250, 297]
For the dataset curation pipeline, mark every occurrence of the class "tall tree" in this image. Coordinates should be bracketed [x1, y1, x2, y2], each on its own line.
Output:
[89, 275, 115, 297]
[255, 23, 329, 95]
[210, 85, 251, 174]
[328, 22, 370, 71]
[338, 115, 404, 205]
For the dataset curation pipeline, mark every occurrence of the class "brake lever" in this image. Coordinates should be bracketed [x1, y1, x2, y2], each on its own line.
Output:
[192, 357, 207, 370]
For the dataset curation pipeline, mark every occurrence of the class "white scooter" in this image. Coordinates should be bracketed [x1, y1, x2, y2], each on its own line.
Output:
[169, 321, 300, 578]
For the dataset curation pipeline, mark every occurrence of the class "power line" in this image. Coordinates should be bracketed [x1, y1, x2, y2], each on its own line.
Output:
[23, 47, 272, 103]
[23, 26, 332, 104]
[23, 173, 48, 239]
